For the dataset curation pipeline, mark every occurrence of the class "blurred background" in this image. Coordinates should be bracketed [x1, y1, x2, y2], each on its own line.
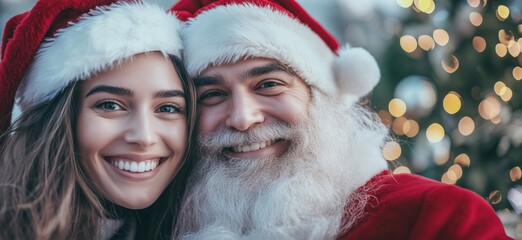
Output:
[1, 0, 521, 238]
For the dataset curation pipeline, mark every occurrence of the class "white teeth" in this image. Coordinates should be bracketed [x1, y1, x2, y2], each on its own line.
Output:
[110, 159, 160, 173]
[232, 140, 274, 153]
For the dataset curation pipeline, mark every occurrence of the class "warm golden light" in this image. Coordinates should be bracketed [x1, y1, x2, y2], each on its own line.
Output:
[508, 41, 520, 57]
[513, 66, 522, 80]
[389, 98, 407, 117]
[496, 5, 510, 21]
[414, 0, 434, 13]
[418, 35, 435, 51]
[510, 167, 522, 182]
[443, 92, 461, 114]
[442, 55, 459, 73]
[495, 43, 508, 57]
[378, 110, 393, 127]
[494, 81, 507, 96]
[500, 87, 512, 102]
[393, 117, 408, 135]
[397, 0, 414, 8]
[467, 0, 480, 7]
[478, 95, 501, 120]
[491, 115, 502, 124]
[472, 36, 486, 53]
[454, 153, 471, 167]
[458, 116, 475, 136]
[441, 173, 456, 184]
[469, 12, 483, 26]
[426, 123, 445, 143]
[383, 141, 402, 161]
[400, 35, 418, 53]
[433, 29, 449, 46]
[448, 164, 463, 180]
[499, 30, 514, 46]
[405, 120, 420, 138]
[488, 190, 502, 204]
[393, 166, 411, 174]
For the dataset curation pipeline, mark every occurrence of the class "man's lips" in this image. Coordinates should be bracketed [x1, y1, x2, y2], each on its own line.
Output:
[223, 139, 286, 154]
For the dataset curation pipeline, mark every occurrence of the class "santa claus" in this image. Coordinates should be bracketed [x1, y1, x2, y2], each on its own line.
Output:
[170, 0, 511, 239]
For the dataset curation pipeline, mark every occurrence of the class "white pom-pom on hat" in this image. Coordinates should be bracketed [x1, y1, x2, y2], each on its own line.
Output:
[334, 46, 381, 98]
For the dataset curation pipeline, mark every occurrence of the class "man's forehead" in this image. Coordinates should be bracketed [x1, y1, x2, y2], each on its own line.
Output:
[194, 58, 301, 86]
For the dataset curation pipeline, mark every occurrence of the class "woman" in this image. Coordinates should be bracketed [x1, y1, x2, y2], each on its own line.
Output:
[0, 0, 196, 239]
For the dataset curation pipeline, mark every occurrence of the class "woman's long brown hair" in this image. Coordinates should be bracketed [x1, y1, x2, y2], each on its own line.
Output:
[0, 55, 197, 239]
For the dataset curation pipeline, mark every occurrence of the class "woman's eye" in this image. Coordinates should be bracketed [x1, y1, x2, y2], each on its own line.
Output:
[95, 101, 122, 111]
[157, 104, 181, 113]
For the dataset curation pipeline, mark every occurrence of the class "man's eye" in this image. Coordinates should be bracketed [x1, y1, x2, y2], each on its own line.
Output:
[157, 104, 181, 113]
[199, 90, 226, 100]
[95, 100, 122, 111]
[258, 81, 281, 89]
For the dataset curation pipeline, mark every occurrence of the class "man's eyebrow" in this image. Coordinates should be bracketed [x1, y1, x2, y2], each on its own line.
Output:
[86, 85, 133, 97]
[194, 75, 224, 87]
[245, 61, 297, 79]
[153, 90, 185, 98]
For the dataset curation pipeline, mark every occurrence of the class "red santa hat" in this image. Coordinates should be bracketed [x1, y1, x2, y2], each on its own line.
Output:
[171, 0, 380, 101]
[0, 0, 184, 132]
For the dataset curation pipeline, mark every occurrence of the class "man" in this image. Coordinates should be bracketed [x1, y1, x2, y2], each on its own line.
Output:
[170, 0, 511, 239]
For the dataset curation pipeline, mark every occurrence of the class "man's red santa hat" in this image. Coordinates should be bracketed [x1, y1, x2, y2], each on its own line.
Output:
[0, 0, 184, 132]
[171, 0, 380, 101]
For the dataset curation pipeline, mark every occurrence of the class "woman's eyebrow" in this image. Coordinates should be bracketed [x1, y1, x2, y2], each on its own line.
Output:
[153, 90, 185, 98]
[86, 85, 133, 97]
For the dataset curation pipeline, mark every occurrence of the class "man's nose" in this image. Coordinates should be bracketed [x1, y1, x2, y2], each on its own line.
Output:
[225, 90, 264, 131]
[123, 110, 158, 147]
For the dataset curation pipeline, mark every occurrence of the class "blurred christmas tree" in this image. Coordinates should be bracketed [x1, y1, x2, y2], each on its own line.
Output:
[367, 0, 522, 211]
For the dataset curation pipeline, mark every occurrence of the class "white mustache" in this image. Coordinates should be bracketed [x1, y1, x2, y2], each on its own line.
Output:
[198, 119, 296, 154]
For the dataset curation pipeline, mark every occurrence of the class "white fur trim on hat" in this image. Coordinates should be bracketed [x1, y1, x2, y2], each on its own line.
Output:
[16, 1, 183, 109]
[183, 3, 337, 94]
[183, 3, 381, 101]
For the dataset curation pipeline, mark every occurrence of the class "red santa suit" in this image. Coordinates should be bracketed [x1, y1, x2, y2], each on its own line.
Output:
[342, 171, 511, 239]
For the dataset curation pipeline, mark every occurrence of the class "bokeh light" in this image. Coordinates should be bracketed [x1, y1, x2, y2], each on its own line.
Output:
[495, 43, 508, 57]
[443, 92, 462, 114]
[426, 123, 445, 143]
[433, 29, 449, 46]
[467, 0, 480, 8]
[405, 119, 420, 138]
[458, 116, 475, 136]
[397, 0, 413, 8]
[393, 166, 412, 174]
[510, 167, 522, 182]
[389, 98, 407, 117]
[478, 95, 501, 120]
[442, 55, 459, 73]
[469, 12, 483, 26]
[496, 5, 510, 21]
[392, 117, 408, 135]
[383, 141, 402, 161]
[488, 190, 502, 204]
[449, 164, 463, 180]
[418, 35, 435, 51]
[472, 36, 486, 53]
[454, 153, 471, 167]
[513, 66, 522, 80]
[400, 35, 418, 53]
[498, 30, 514, 46]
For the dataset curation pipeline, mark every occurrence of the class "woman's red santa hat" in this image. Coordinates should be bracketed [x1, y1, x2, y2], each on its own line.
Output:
[0, 0, 184, 132]
[171, 0, 381, 102]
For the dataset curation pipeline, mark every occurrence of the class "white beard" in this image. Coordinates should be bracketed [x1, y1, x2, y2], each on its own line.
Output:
[175, 93, 389, 240]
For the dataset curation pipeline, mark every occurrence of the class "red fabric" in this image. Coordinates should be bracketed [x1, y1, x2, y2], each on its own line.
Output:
[0, 0, 118, 133]
[169, 0, 339, 52]
[342, 171, 511, 240]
